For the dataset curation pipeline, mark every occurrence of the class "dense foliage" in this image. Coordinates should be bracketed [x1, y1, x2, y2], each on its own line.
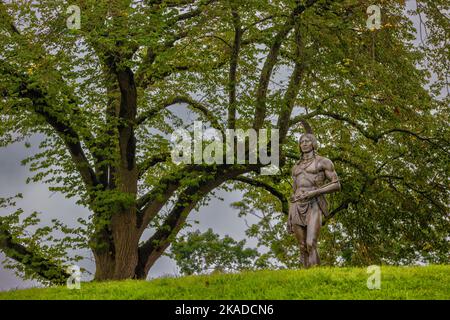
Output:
[0, 0, 448, 283]
[169, 228, 264, 275]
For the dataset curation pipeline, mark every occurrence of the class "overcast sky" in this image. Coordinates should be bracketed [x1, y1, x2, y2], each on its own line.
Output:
[0, 1, 435, 291]
[0, 128, 263, 290]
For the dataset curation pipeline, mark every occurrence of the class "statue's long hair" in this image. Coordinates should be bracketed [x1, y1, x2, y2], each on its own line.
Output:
[298, 133, 318, 159]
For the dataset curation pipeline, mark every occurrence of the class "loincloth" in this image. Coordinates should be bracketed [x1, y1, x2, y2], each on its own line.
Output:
[287, 197, 323, 233]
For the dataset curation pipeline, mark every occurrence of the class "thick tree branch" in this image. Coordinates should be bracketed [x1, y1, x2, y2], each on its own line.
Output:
[172, 0, 217, 22]
[289, 109, 321, 134]
[136, 163, 238, 232]
[0, 7, 102, 189]
[0, 61, 99, 189]
[322, 153, 447, 225]
[136, 95, 224, 133]
[277, 15, 305, 143]
[136, 182, 208, 277]
[242, 14, 278, 32]
[135, 166, 248, 278]
[253, 0, 319, 130]
[321, 155, 378, 225]
[227, 3, 242, 129]
[375, 128, 449, 154]
[316, 112, 449, 155]
[323, 174, 374, 225]
[0, 221, 70, 284]
[146, 0, 196, 6]
[136, 0, 217, 89]
[232, 176, 289, 216]
[287, 93, 343, 126]
[138, 151, 172, 179]
[0, 1, 20, 36]
[117, 67, 138, 173]
[378, 175, 448, 213]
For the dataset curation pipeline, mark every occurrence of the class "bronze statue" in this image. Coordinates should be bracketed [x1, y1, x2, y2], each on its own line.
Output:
[288, 133, 341, 267]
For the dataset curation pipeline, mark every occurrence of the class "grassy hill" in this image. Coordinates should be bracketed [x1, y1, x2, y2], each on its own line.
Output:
[0, 265, 449, 300]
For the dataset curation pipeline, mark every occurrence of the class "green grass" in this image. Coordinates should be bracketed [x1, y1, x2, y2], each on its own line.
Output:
[1, 265, 449, 300]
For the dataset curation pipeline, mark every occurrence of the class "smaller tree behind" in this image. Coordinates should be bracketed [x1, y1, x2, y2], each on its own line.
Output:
[170, 229, 268, 276]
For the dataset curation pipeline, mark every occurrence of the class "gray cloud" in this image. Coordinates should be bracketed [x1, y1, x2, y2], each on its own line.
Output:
[0, 3, 436, 291]
[0, 137, 259, 290]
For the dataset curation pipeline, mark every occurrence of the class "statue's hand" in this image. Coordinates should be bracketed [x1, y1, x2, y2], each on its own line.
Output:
[299, 190, 316, 201]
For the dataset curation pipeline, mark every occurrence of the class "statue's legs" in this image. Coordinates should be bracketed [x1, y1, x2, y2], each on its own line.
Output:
[306, 202, 322, 266]
[292, 224, 308, 268]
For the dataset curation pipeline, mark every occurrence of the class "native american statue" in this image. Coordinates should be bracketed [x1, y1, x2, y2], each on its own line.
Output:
[288, 133, 341, 267]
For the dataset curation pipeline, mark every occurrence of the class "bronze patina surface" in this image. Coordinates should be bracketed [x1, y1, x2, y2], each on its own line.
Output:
[288, 133, 341, 267]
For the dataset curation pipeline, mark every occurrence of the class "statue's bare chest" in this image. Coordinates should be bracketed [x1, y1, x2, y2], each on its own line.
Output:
[293, 158, 325, 187]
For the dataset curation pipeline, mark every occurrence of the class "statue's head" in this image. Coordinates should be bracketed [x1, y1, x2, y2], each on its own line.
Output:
[298, 133, 318, 154]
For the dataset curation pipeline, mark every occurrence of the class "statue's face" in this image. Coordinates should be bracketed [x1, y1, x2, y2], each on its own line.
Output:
[300, 136, 314, 153]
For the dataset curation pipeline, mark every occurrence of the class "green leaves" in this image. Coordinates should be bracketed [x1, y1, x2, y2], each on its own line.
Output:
[0, 0, 448, 282]
[170, 228, 263, 275]
[0, 194, 89, 284]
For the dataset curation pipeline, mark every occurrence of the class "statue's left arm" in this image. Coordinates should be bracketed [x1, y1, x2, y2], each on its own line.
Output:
[313, 158, 341, 197]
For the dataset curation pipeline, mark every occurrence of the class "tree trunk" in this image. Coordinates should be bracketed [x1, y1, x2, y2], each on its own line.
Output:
[93, 250, 115, 281]
[110, 211, 139, 279]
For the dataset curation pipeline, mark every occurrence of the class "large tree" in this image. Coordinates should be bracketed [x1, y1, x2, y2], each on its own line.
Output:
[0, 0, 448, 283]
